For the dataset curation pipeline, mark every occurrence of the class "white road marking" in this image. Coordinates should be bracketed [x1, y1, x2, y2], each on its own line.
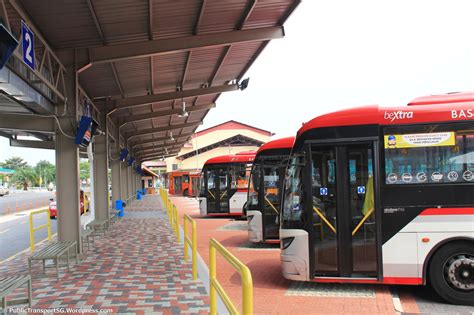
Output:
[20, 221, 27, 224]
[0, 233, 57, 265]
[390, 287, 404, 314]
[0, 228, 10, 234]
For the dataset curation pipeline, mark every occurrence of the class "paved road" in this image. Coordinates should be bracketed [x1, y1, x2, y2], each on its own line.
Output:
[397, 285, 474, 314]
[0, 191, 54, 216]
[0, 212, 58, 260]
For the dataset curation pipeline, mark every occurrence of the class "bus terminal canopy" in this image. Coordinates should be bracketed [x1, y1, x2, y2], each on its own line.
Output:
[0, 0, 300, 161]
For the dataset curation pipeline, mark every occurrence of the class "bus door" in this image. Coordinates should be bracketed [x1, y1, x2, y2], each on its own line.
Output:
[174, 176, 182, 194]
[191, 176, 200, 197]
[207, 167, 230, 214]
[310, 143, 377, 278]
[261, 160, 282, 240]
[182, 174, 190, 196]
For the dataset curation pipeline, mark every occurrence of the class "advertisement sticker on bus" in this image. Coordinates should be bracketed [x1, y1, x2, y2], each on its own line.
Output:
[384, 132, 455, 149]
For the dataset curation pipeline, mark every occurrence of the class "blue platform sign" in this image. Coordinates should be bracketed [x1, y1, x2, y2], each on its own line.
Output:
[357, 186, 366, 194]
[320, 187, 328, 196]
[21, 21, 35, 70]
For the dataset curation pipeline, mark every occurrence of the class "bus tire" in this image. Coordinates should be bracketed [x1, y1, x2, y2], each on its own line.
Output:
[183, 189, 189, 196]
[428, 241, 474, 305]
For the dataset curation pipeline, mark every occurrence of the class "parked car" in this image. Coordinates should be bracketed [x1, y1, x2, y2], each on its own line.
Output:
[0, 186, 9, 197]
[49, 190, 88, 219]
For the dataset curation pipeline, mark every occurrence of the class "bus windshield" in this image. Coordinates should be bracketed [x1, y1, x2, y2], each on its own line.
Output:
[281, 152, 305, 229]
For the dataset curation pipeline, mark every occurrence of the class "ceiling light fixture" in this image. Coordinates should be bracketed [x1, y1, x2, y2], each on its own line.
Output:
[177, 100, 189, 118]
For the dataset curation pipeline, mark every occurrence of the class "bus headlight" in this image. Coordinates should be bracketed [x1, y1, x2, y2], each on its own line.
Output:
[281, 237, 295, 250]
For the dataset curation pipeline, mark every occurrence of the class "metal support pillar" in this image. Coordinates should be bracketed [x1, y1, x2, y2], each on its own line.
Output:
[127, 166, 132, 201]
[93, 112, 109, 221]
[121, 162, 128, 203]
[56, 66, 81, 253]
[133, 170, 136, 198]
[110, 121, 122, 207]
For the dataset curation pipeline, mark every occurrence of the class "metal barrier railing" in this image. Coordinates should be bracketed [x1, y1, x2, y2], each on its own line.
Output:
[168, 198, 173, 224]
[209, 238, 253, 315]
[183, 214, 198, 280]
[29, 208, 52, 251]
[173, 204, 180, 242]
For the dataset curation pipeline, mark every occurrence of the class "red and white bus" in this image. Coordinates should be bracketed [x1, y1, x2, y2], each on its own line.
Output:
[199, 152, 255, 217]
[247, 137, 295, 243]
[280, 92, 473, 305]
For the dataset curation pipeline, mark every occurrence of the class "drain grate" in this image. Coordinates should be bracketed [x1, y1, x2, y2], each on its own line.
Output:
[285, 282, 376, 298]
[216, 221, 248, 231]
[238, 242, 280, 250]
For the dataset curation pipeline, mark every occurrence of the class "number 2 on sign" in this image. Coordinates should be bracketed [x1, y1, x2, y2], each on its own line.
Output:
[24, 32, 33, 63]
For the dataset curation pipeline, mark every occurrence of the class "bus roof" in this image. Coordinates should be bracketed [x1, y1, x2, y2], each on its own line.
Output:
[204, 153, 256, 165]
[257, 137, 295, 155]
[408, 92, 474, 105]
[298, 92, 474, 136]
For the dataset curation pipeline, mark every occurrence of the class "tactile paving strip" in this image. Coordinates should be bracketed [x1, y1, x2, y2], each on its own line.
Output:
[238, 242, 280, 250]
[216, 221, 248, 231]
[285, 282, 376, 298]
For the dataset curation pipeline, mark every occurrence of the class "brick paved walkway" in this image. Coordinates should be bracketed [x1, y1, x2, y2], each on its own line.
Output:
[0, 195, 209, 314]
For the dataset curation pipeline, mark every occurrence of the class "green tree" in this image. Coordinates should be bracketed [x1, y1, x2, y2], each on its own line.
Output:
[0, 156, 28, 170]
[80, 161, 90, 181]
[35, 160, 55, 186]
[12, 166, 37, 190]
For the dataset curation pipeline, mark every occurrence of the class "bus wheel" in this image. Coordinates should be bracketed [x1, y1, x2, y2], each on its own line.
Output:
[183, 189, 189, 196]
[429, 241, 474, 305]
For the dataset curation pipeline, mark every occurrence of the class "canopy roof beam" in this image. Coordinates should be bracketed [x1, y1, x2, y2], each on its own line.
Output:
[134, 138, 189, 154]
[139, 152, 179, 163]
[126, 122, 201, 141]
[110, 85, 237, 113]
[60, 26, 285, 67]
[131, 132, 193, 149]
[10, 139, 55, 150]
[0, 114, 55, 133]
[120, 103, 215, 127]
[138, 149, 181, 161]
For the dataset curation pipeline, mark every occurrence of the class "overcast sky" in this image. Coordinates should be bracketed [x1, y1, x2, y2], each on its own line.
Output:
[1, 0, 473, 165]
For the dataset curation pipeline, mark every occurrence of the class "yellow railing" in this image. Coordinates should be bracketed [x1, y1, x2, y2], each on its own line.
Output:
[173, 204, 180, 242]
[183, 214, 198, 280]
[209, 238, 253, 315]
[168, 198, 173, 223]
[29, 208, 52, 251]
[160, 188, 180, 242]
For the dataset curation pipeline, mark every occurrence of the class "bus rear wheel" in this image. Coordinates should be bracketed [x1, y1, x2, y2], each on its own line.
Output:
[428, 241, 474, 306]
